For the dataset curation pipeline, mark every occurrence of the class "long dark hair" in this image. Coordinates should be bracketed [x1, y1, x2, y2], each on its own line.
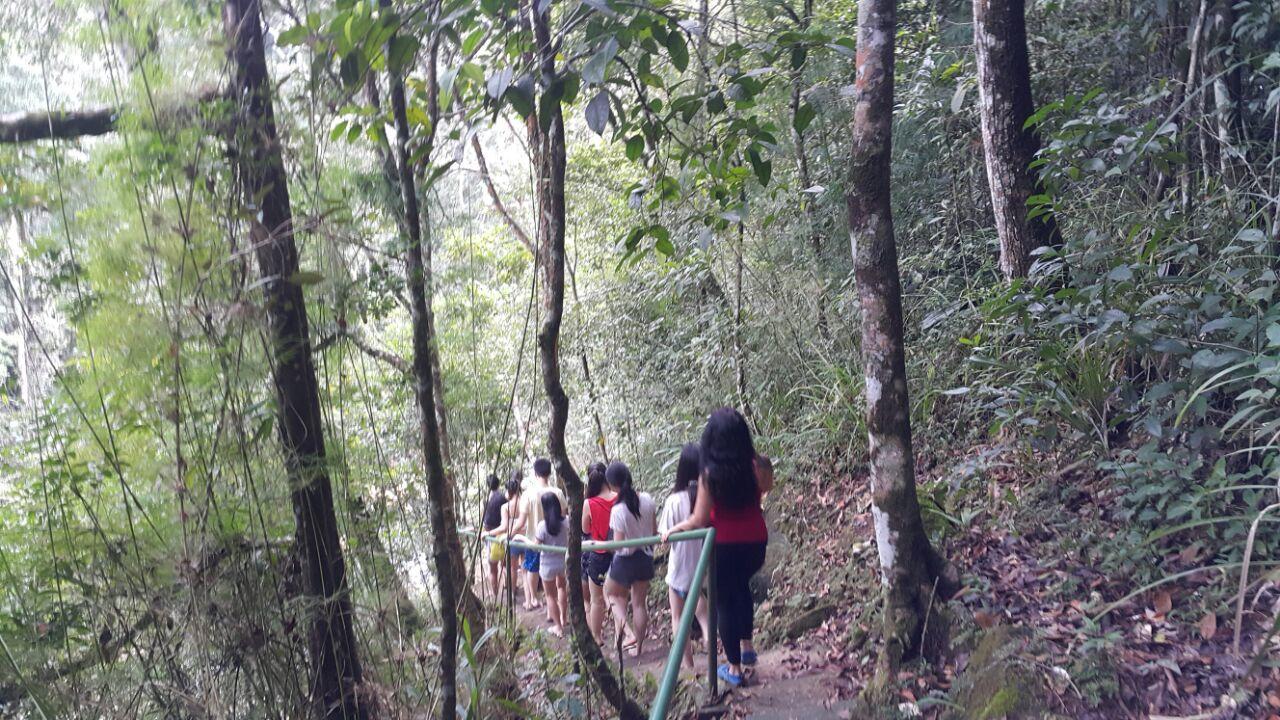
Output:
[674, 443, 700, 507]
[505, 470, 522, 499]
[700, 407, 756, 510]
[585, 462, 607, 499]
[606, 460, 640, 518]
[541, 492, 563, 536]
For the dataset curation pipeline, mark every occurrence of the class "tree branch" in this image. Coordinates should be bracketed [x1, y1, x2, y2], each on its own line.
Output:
[315, 327, 410, 375]
[0, 87, 224, 145]
[471, 135, 536, 256]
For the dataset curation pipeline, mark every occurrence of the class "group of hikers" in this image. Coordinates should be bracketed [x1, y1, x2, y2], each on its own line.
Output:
[478, 407, 772, 688]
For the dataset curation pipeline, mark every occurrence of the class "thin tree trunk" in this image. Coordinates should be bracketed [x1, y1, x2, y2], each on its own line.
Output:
[384, 5, 483, 716]
[221, 2, 369, 717]
[845, 0, 959, 678]
[1180, 0, 1210, 214]
[973, 0, 1061, 279]
[790, 0, 829, 340]
[526, 2, 642, 717]
[1208, 0, 1237, 181]
[8, 213, 33, 407]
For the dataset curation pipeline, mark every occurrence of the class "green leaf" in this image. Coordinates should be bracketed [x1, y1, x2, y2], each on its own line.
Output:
[793, 102, 816, 133]
[748, 147, 772, 186]
[582, 36, 619, 86]
[561, 72, 581, 105]
[505, 76, 535, 118]
[459, 61, 486, 86]
[665, 28, 688, 72]
[339, 52, 365, 88]
[829, 37, 857, 58]
[462, 26, 485, 55]
[789, 45, 807, 71]
[277, 24, 310, 47]
[585, 90, 610, 135]
[625, 135, 644, 161]
[387, 35, 419, 74]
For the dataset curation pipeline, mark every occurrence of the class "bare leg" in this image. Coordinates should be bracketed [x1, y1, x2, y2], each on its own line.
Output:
[669, 589, 694, 669]
[695, 594, 710, 651]
[604, 577, 634, 654]
[524, 564, 540, 609]
[546, 575, 564, 636]
[588, 580, 607, 644]
[629, 581, 650, 657]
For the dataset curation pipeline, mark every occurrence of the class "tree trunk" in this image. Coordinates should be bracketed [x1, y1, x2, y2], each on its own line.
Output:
[221, 3, 369, 717]
[384, 5, 484, 716]
[1179, 0, 1210, 215]
[526, 2, 643, 718]
[845, 0, 960, 678]
[790, 0, 829, 341]
[973, 0, 1061, 279]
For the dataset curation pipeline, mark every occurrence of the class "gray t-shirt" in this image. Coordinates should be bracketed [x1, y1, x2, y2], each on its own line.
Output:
[536, 519, 568, 577]
[609, 492, 657, 556]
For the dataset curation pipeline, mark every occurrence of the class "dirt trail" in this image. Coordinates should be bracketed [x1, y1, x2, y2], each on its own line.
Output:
[507, 602, 848, 719]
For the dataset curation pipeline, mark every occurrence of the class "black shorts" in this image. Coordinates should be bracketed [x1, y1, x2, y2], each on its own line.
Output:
[608, 552, 655, 586]
[583, 550, 613, 586]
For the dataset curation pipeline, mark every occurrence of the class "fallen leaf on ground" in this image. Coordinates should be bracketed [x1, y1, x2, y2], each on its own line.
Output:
[1197, 613, 1216, 640]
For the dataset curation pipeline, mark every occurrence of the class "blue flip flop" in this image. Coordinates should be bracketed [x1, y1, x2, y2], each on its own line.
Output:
[717, 663, 744, 687]
[741, 650, 758, 666]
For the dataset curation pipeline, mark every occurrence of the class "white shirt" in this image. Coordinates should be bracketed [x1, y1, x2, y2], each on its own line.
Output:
[522, 483, 566, 541]
[609, 492, 657, 557]
[659, 490, 704, 593]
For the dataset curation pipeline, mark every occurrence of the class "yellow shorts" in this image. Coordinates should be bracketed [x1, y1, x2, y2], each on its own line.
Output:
[488, 539, 505, 564]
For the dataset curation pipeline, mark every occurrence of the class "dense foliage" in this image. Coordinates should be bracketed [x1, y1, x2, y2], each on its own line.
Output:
[1, 0, 1278, 717]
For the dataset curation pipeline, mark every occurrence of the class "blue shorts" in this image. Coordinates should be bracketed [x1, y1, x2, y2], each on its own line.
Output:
[522, 550, 541, 573]
[673, 587, 689, 600]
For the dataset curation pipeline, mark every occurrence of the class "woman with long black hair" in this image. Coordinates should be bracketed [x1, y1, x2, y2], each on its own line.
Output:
[658, 443, 711, 670]
[536, 492, 569, 637]
[663, 407, 773, 687]
[603, 460, 657, 658]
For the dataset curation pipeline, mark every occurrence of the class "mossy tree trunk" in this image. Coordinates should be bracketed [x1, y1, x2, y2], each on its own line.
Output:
[525, 2, 643, 718]
[844, 0, 960, 678]
[222, 1, 370, 717]
[973, 0, 1061, 279]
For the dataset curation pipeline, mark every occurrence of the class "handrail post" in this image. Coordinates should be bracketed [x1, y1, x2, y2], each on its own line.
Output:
[706, 541, 718, 704]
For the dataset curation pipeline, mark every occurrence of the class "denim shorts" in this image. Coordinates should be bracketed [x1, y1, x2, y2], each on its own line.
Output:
[608, 552, 654, 586]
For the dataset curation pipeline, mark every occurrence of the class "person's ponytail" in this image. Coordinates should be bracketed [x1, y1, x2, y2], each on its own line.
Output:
[606, 461, 640, 518]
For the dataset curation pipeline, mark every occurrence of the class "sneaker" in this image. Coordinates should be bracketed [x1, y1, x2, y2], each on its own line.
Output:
[717, 664, 744, 687]
[741, 650, 758, 666]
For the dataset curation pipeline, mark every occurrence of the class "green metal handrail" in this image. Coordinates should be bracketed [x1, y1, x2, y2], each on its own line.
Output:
[463, 527, 719, 719]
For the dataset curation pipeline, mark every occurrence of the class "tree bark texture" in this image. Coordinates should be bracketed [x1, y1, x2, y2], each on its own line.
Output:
[526, 2, 643, 718]
[384, 4, 484, 715]
[845, 0, 959, 677]
[973, 0, 1061, 279]
[221, 2, 370, 718]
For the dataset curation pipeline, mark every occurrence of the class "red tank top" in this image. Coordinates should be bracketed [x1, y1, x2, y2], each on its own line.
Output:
[710, 488, 768, 544]
[587, 495, 615, 552]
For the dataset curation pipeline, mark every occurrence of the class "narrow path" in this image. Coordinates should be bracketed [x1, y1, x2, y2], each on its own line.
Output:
[506, 602, 848, 719]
